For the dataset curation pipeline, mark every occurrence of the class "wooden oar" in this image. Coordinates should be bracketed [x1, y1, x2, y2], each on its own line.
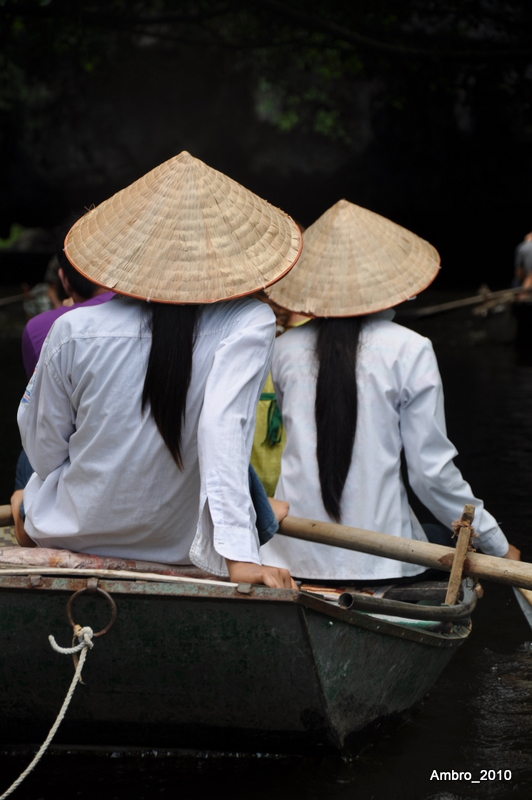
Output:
[407, 289, 514, 317]
[399, 286, 532, 318]
[0, 293, 25, 308]
[279, 516, 532, 590]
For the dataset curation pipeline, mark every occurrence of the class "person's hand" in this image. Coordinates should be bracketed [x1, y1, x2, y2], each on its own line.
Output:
[268, 497, 289, 523]
[226, 559, 298, 589]
[10, 489, 36, 548]
[504, 543, 521, 561]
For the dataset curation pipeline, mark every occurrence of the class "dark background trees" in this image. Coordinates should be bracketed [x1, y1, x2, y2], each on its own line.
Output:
[2, 0, 532, 286]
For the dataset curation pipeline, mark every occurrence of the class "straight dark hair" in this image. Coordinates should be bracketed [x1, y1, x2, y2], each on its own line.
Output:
[142, 303, 200, 469]
[315, 316, 364, 522]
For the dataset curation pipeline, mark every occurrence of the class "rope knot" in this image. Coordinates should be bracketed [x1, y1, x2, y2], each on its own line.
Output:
[48, 625, 94, 655]
[73, 624, 95, 649]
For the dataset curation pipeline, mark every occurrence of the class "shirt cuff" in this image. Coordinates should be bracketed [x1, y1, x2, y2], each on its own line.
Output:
[213, 524, 262, 564]
[189, 501, 262, 577]
[475, 527, 509, 558]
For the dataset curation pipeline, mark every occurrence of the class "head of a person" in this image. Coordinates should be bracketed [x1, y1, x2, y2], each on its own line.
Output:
[55, 211, 100, 302]
[58, 253, 100, 302]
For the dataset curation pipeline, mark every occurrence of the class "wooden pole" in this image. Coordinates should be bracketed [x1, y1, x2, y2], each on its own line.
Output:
[0, 293, 25, 308]
[400, 286, 532, 318]
[278, 516, 532, 590]
[444, 504, 475, 605]
[517, 587, 532, 605]
[513, 587, 532, 629]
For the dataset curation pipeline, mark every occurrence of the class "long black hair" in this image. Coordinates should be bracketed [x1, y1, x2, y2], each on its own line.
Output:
[142, 303, 200, 469]
[314, 316, 364, 522]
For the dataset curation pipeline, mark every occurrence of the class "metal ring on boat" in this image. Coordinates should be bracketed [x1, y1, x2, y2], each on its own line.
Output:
[338, 578, 477, 621]
[66, 586, 117, 637]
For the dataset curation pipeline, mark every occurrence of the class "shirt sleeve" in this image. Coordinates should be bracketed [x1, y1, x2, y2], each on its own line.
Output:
[17, 332, 76, 481]
[189, 303, 276, 575]
[21, 323, 39, 379]
[399, 337, 509, 557]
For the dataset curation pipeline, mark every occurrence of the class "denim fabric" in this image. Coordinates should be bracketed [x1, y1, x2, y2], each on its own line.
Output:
[249, 464, 278, 545]
[422, 522, 455, 547]
[14, 449, 33, 491]
[14, 448, 34, 521]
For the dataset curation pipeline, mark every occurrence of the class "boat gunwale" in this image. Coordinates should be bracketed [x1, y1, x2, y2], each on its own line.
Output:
[0, 572, 471, 648]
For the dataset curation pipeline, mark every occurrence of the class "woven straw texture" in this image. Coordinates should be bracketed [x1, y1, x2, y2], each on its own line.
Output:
[64, 152, 302, 303]
[267, 199, 440, 316]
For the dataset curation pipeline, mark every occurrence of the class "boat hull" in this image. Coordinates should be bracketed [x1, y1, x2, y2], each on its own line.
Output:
[0, 573, 470, 753]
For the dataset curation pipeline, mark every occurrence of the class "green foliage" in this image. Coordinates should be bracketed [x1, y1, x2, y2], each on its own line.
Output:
[0, 223, 26, 248]
[1, 0, 531, 144]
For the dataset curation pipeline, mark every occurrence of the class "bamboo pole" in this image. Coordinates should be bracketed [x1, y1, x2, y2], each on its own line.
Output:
[0, 293, 25, 308]
[401, 286, 532, 318]
[0, 566, 237, 587]
[279, 516, 532, 590]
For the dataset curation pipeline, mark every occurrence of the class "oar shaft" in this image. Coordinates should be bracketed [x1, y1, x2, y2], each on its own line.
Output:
[279, 516, 532, 590]
[403, 286, 532, 318]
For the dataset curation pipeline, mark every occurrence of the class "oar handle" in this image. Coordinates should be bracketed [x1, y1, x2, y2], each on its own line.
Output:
[278, 516, 532, 590]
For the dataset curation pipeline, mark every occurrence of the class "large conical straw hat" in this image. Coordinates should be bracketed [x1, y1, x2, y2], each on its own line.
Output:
[64, 151, 302, 303]
[267, 199, 440, 316]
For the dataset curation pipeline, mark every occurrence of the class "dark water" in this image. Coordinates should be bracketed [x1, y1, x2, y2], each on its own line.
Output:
[2, 294, 532, 799]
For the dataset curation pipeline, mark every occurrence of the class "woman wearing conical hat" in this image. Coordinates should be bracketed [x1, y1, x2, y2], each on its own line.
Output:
[16, 152, 302, 588]
[260, 200, 519, 582]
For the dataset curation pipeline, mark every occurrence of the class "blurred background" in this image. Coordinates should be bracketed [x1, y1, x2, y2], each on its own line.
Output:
[1, 0, 532, 289]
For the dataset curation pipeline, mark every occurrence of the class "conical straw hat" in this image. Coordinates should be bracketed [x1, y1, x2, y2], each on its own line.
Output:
[64, 151, 302, 303]
[267, 199, 440, 316]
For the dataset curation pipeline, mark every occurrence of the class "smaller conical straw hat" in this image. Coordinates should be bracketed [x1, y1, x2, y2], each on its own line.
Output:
[267, 199, 440, 316]
[64, 151, 302, 303]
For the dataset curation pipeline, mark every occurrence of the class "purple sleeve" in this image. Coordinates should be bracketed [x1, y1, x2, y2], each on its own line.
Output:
[21, 320, 42, 378]
[21, 304, 87, 378]
[21, 296, 114, 378]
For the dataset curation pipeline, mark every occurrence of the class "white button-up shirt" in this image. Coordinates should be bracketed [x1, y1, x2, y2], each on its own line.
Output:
[18, 296, 275, 576]
[261, 317, 509, 580]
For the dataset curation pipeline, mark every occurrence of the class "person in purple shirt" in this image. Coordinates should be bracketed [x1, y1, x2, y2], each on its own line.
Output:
[21, 255, 114, 378]
[12, 230, 113, 529]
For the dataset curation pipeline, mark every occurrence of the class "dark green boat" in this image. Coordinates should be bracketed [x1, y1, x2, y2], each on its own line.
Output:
[0, 546, 476, 754]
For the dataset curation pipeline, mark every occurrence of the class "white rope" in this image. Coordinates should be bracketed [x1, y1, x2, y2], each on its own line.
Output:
[49, 626, 94, 654]
[0, 627, 94, 800]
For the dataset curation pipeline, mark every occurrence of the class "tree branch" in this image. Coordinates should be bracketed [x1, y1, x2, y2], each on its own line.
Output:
[249, 0, 532, 61]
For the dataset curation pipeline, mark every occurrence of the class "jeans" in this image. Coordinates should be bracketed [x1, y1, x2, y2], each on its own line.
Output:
[249, 464, 278, 545]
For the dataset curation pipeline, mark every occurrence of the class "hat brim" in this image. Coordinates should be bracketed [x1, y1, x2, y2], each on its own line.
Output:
[266, 199, 440, 317]
[64, 152, 303, 304]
